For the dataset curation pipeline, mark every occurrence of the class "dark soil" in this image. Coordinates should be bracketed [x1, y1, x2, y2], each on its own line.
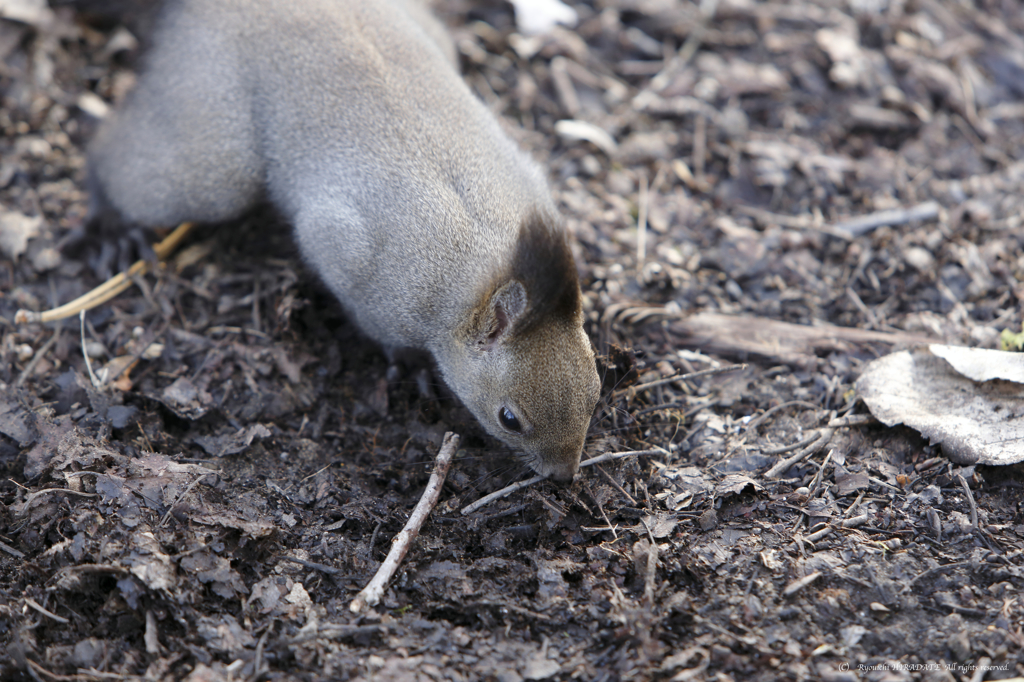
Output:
[1, 1, 1023, 680]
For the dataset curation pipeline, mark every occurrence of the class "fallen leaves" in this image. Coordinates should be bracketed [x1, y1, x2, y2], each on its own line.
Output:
[857, 345, 1024, 465]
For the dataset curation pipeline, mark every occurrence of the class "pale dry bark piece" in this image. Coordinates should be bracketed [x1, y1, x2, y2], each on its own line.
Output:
[666, 312, 935, 369]
[509, 0, 577, 36]
[0, 208, 42, 260]
[856, 347, 1024, 466]
[553, 119, 618, 155]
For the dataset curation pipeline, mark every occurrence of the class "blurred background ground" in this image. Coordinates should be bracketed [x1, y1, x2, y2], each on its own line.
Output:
[0, 0, 1022, 680]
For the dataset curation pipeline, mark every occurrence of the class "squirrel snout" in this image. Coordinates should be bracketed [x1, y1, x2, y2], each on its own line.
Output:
[530, 432, 589, 485]
[547, 462, 579, 485]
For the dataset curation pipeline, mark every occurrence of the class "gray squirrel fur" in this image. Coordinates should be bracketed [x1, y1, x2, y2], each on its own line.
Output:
[87, 0, 601, 482]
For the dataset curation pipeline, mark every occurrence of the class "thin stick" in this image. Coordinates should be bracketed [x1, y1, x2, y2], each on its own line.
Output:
[15, 222, 196, 324]
[614, 364, 746, 399]
[80, 311, 101, 389]
[595, 464, 637, 506]
[764, 428, 834, 479]
[24, 597, 69, 624]
[0, 539, 25, 559]
[14, 327, 60, 387]
[743, 400, 819, 433]
[827, 414, 874, 428]
[641, 519, 659, 607]
[350, 432, 459, 613]
[580, 447, 668, 468]
[831, 201, 939, 238]
[763, 432, 820, 456]
[159, 474, 210, 528]
[806, 449, 833, 498]
[460, 474, 545, 516]
[585, 479, 618, 540]
[909, 561, 966, 587]
[460, 448, 668, 515]
[957, 474, 978, 532]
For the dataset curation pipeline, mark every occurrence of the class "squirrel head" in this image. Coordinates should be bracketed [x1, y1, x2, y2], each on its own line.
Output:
[441, 213, 600, 483]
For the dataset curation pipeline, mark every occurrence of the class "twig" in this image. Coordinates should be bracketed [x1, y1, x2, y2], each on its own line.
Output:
[80, 311, 101, 389]
[580, 448, 668, 469]
[645, 0, 717, 93]
[958, 474, 978, 532]
[350, 432, 459, 613]
[205, 326, 272, 340]
[804, 526, 831, 543]
[615, 364, 746, 399]
[760, 412, 871, 454]
[21, 487, 98, 507]
[842, 492, 865, 521]
[252, 624, 271, 681]
[550, 56, 580, 117]
[461, 475, 545, 516]
[830, 201, 940, 239]
[734, 205, 814, 229]
[736, 205, 855, 240]
[640, 519, 658, 607]
[827, 414, 874, 428]
[595, 464, 637, 506]
[762, 432, 820, 456]
[840, 514, 869, 528]
[783, 571, 821, 597]
[27, 658, 103, 681]
[845, 286, 880, 329]
[764, 428, 834, 479]
[15, 328, 60, 387]
[806, 449, 834, 498]
[24, 597, 69, 624]
[584, 479, 618, 540]
[0, 538, 25, 558]
[868, 476, 902, 493]
[743, 400, 819, 433]
[15, 222, 195, 325]
[909, 561, 967, 588]
[460, 448, 667, 515]
[144, 610, 160, 654]
[159, 474, 212, 528]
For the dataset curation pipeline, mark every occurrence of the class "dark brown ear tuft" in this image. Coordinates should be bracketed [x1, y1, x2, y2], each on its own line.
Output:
[509, 211, 581, 335]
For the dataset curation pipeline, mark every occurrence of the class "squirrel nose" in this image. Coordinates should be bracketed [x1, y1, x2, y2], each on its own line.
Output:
[548, 466, 577, 485]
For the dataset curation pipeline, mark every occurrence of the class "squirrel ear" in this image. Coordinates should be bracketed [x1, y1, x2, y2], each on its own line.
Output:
[478, 280, 527, 349]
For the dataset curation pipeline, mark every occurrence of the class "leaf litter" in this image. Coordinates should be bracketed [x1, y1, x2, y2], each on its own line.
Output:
[0, 0, 1022, 680]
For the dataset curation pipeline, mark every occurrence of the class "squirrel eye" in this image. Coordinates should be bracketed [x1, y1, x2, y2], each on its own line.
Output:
[498, 407, 521, 432]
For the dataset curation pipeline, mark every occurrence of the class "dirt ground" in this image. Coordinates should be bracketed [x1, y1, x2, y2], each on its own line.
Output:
[2, 0, 1023, 680]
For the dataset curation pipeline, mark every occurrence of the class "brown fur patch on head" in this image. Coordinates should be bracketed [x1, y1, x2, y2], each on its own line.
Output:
[509, 211, 582, 336]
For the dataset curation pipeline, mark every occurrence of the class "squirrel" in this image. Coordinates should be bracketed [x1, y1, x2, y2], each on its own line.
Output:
[85, 0, 601, 483]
